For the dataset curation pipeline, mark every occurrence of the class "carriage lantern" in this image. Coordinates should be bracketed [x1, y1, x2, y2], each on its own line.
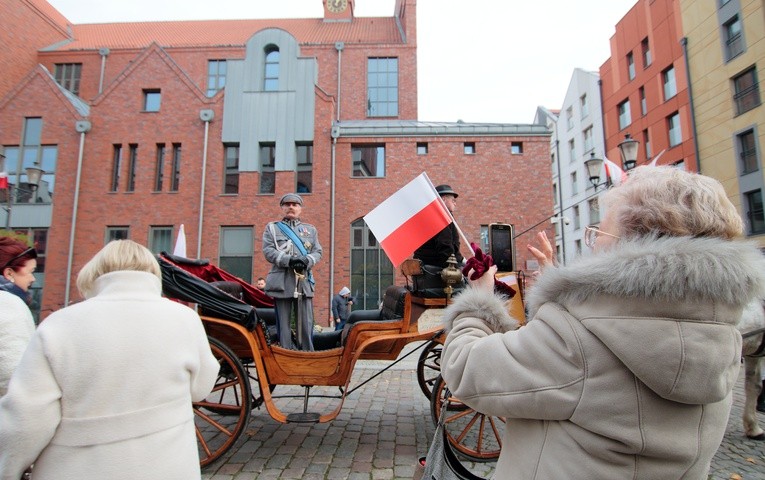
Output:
[441, 254, 463, 302]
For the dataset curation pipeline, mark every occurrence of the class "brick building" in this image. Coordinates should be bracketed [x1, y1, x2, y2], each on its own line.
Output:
[0, 0, 552, 322]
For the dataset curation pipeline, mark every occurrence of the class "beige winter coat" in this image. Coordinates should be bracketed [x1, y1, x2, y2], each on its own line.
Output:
[441, 236, 765, 480]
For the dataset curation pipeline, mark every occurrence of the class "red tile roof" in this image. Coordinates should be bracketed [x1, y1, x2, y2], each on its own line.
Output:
[52, 17, 404, 51]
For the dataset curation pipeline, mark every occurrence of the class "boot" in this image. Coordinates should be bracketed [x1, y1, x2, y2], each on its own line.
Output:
[758, 379, 765, 413]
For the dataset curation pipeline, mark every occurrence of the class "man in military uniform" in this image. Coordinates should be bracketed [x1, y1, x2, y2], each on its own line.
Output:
[262, 193, 322, 350]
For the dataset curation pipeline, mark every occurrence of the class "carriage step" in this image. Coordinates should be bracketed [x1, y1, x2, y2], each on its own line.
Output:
[287, 412, 321, 423]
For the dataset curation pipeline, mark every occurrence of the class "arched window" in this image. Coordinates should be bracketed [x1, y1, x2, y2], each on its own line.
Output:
[264, 45, 280, 91]
[350, 219, 394, 309]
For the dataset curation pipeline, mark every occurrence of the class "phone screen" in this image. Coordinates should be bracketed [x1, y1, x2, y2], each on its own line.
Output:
[490, 225, 514, 272]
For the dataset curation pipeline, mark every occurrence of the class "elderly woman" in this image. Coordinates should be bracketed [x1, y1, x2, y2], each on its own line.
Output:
[441, 166, 765, 479]
[0, 237, 37, 397]
[0, 240, 219, 480]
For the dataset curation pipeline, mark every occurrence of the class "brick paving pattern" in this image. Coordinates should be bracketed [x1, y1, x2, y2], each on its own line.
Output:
[200, 343, 765, 479]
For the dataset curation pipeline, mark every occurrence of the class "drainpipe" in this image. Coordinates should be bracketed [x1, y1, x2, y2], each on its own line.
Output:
[65, 120, 91, 306]
[554, 137, 566, 265]
[680, 37, 701, 173]
[198, 110, 214, 258]
[329, 125, 339, 324]
[335, 42, 344, 121]
[98, 48, 109, 95]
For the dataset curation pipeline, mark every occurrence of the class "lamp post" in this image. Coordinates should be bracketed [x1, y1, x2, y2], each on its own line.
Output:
[584, 152, 604, 189]
[1, 150, 44, 230]
[618, 134, 639, 171]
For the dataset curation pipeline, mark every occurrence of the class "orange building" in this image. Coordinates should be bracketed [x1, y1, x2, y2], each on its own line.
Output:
[0, 0, 552, 321]
[599, 0, 697, 172]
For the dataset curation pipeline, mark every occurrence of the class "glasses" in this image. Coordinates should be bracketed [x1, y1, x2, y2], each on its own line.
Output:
[2, 247, 37, 270]
[584, 226, 620, 248]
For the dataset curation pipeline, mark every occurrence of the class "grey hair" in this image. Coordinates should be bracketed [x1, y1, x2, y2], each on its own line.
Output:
[601, 166, 743, 240]
[76, 240, 161, 298]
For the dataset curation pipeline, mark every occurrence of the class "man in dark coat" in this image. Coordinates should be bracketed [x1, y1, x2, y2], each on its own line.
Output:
[413, 184, 463, 268]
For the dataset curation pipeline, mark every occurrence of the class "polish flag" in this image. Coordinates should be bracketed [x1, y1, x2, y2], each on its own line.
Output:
[363, 173, 452, 266]
[604, 157, 628, 187]
[0, 172, 8, 190]
[173, 224, 187, 258]
[648, 149, 666, 167]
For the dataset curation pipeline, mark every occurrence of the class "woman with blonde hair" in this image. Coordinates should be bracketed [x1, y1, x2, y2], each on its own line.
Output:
[0, 236, 37, 397]
[0, 240, 219, 480]
[441, 166, 765, 479]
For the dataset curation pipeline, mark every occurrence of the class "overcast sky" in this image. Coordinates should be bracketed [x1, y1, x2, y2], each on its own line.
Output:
[46, 0, 637, 123]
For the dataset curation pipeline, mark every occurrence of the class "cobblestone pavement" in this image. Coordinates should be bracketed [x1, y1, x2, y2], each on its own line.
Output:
[200, 343, 765, 480]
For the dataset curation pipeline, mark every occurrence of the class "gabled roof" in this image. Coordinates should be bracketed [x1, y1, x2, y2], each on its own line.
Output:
[0, 65, 89, 118]
[45, 17, 403, 51]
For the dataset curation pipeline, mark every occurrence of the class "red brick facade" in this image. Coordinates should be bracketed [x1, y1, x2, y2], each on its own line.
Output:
[1, 1, 552, 323]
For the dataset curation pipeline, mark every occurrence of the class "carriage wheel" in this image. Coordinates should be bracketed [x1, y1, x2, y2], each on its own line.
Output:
[430, 375, 504, 462]
[194, 337, 252, 467]
[417, 339, 443, 399]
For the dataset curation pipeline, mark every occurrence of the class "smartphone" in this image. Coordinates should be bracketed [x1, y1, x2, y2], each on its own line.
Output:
[489, 223, 515, 272]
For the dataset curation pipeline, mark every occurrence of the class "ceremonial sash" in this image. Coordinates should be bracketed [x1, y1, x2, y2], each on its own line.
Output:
[276, 222, 315, 285]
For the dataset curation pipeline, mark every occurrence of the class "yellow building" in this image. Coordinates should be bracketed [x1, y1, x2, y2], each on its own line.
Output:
[680, 0, 764, 246]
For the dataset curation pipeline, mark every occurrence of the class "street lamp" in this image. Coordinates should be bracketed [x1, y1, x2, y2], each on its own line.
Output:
[618, 134, 639, 171]
[583, 152, 604, 188]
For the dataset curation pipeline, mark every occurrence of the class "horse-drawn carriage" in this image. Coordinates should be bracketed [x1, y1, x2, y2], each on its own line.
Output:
[157, 252, 526, 467]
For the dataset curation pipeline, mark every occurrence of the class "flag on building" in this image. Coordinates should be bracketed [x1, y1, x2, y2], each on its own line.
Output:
[0, 172, 8, 190]
[363, 173, 452, 267]
[173, 224, 187, 257]
[604, 157, 628, 187]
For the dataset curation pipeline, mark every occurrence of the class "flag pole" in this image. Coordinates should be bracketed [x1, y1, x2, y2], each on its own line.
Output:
[422, 173, 475, 258]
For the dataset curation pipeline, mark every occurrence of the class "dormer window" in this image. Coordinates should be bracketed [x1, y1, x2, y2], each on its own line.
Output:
[264, 45, 280, 91]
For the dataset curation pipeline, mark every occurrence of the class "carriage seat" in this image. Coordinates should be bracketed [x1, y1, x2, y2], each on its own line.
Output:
[253, 307, 343, 351]
[345, 285, 409, 325]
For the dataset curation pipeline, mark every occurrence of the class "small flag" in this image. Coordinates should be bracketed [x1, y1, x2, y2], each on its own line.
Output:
[604, 157, 628, 187]
[648, 149, 666, 167]
[0, 172, 8, 190]
[363, 173, 452, 267]
[173, 224, 187, 258]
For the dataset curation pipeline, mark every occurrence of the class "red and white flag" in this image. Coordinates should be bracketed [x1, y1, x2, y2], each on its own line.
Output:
[604, 157, 628, 187]
[0, 172, 8, 190]
[173, 224, 187, 258]
[648, 149, 666, 167]
[363, 173, 451, 266]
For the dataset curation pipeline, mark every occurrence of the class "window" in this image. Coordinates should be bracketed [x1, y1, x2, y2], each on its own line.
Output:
[351, 219, 394, 309]
[352, 145, 385, 177]
[53, 63, 82, 95]
[264, 46, 279, 91]
[170, 143, 181, 192]
[154, 144, 165, 191]
[110, 144, 121, 192]
[463, 142, 476, 155]
[105, 226, 129, 243]
[639, 87, 647, 115]
[588, 198, 600, 224]
[367, 57, 399, 117]
[10, 118, 57, 204]
[207, 60, 227, 96]
[663, 66, 677, 100]
[570, 171, 578, 195]
[641, 38, 652, 68]
[224, 144, 239, 194]
[568, 139, 575, 162]
[511, 142, 523, 154]
[583, 127, 593, 153]
[627, 52, 635, 80]
[148, 226, 172, 254]
[724, 16, 744, 61]
[580, 94, 589, 118]
[618, 100, 631, 130]
[417, 143, 428, 155]
[566, 107, 573, 130]
[296, 142, 313, 193]
[143, 89, 161, 112]
[553, 183, 558, 207]
[738, 129, 758, 174]
[259, 143, 275, 193]
[572, 205, 580, 229]
[733, 67, 761, 115]
[127, 144, 137, 192]
[667, 112, 682, 147]
[745, 190, 765, 235]
[575, 240, 582, 256]
[219, 227, 253, 283]
[643, 129, 652, 159]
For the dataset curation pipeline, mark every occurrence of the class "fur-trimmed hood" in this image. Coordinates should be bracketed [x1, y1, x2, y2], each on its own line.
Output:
[527, 235, 765, 319]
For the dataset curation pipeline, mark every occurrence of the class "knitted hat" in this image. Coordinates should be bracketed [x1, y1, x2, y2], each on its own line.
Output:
[280, 193, 303, 206]
[435, 184, 458, 198]
[339, 286, 350, 296]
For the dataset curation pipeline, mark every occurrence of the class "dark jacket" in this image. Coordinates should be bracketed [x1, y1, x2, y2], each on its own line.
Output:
[413, 223, 462, 267]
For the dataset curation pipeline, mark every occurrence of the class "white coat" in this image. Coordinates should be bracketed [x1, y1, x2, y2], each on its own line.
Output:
[0, 271, 219, 480]
[0, 291, 35, 397]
